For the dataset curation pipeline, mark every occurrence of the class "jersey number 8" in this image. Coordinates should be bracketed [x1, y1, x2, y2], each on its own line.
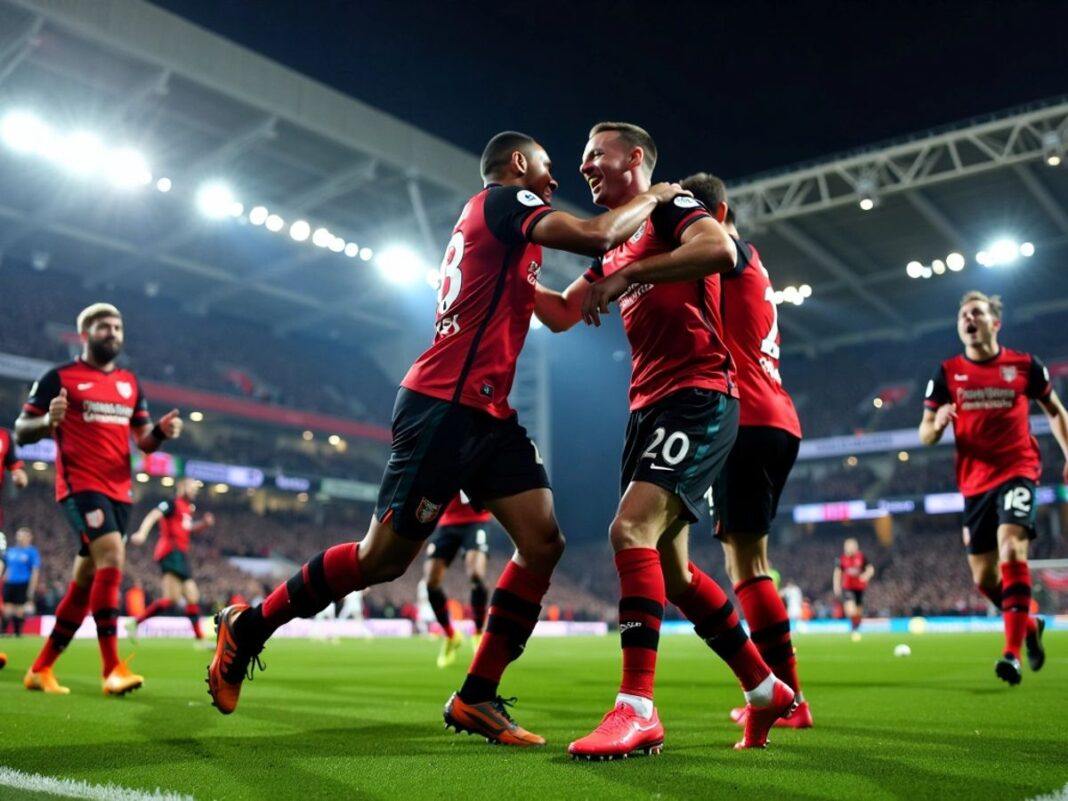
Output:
[438, 231, 464, 316]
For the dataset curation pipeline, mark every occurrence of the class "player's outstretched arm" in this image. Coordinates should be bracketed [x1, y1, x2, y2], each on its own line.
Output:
[15, 387, 67, 446]
[832, 566, 842, 598]
[534, 279, 591, 333]
[130, 508, 164, 546]
[134, 409, 182, 454]
[191, 512, 216, 534]
[531, 183, 686, 257]
[1037, 390, 1068, 483]
[918, 405, 955, 446]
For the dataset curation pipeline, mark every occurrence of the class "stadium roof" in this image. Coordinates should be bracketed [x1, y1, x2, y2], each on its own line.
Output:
[0, 0, 1065, 357]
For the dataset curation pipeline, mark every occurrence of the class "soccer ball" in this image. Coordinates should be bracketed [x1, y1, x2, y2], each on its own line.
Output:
[894, 643, 912, 657]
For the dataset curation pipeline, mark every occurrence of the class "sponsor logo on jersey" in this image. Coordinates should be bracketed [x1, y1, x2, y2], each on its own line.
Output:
[85, 509, 105, 530]
[116, 381, 133, 399]
[673, 195, 701, 208]
[77, 382, 94, 391]
[630, 221, 647, 243]
[956, 386, 1015, 410]
[954, 374, 969, 381]
[516, 190, 544, 207]
[82, 400, 135, 425]
[619, 621, 642, 633]
[415, 498, 441, 524]
[1000, 365, 1017, 382]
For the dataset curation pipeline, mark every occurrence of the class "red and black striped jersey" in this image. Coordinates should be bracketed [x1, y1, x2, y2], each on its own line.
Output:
[23, 359, 150, 503]
[585, 195, 737, 410]
[438, 493, 492, 527]
[838, 552, 869, 591]
[402, 185, 555, 419]
[154, 495, 194, 560]
[924, 347, 1051, 497]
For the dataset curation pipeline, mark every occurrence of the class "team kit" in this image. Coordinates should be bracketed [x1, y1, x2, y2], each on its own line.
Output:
[3, 122, 1065, 760]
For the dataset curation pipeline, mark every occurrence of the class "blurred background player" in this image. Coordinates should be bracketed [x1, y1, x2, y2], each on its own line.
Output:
[422, 492, 492, 667]
[206, 130, 687, 747]
[16, 302, 182, 696]
[833, 538, 873, 641]
[1, 527, 40, 637]
[920, 290, 1068, 685]
[679, 172, 811, 730]
[0, 426, 29, 534]
[537, 122, 794, 758]
[127, 477, 215, 642]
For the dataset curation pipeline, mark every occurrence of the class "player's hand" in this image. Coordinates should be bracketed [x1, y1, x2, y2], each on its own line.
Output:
[11, 468, 28, 488]
[581, 272, 630, 327]
[202, 512, 216, 528]
[934, 403, 957, 431]
[47, 388, 68, 428]
[1062, 461, 1068, 486]
[158, 409, 183, 440]
[647, 182, 691, 204]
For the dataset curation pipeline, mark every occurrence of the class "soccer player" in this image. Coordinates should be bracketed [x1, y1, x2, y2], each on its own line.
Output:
[920, 290, 1068, 684]
[833, 538, 873, 641]
[126, 477, 215, 642]
[535, 122, 795, 758]
[678, 172, 811, 729]
[422, 492, 492, 668]
[0, 426, 29, 531]
[206, 130, 689, 747]
[1, 528, 40, 637]
[16, 302, 182, 695]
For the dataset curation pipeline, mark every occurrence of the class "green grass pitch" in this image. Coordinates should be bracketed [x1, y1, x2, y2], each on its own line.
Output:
[0, 631, 1066, 800]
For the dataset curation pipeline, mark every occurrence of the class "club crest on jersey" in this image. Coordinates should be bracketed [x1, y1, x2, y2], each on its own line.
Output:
[415, 498, 441, 524]
[630, 221, 647, 243]
[673, 195, 700, 209]
[1000, 366, 1017, 382]
[116, 380, 133, 399]
[526, 260, 541, 286]
[85, 509, 105, 530]
[516, 190, 544, 207]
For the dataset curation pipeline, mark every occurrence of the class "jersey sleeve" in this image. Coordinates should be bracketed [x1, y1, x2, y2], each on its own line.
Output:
[1026, 355, 1053, 401]
[923, 365, 951, 410]
[23, 368, 61, 416]
[724, 237, 753, 279]
[30, 548, 40, 569]
[583, 258, 605, 283]
[649, 194, 712, 245]
[132, 379, 151, 428]
[3, 432, 20, 469]
[483, 186, 556, 246]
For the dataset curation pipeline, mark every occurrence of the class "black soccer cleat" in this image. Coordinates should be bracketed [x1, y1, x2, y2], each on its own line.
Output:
[1025, 617, 1046, 672]
[995, 654, 1022, 686]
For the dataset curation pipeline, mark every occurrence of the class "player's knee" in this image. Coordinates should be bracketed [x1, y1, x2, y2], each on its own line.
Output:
[517, 526, 564, 571]
[609, 515, 657, 551]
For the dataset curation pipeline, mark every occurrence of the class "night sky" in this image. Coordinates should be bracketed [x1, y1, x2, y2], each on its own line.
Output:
[149, 0, 1068, 205]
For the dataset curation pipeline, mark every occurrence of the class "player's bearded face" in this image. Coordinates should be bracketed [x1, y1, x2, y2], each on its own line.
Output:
[85, 317, 124, 363]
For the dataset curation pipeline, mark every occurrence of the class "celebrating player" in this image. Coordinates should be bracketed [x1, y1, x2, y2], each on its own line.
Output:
[833, 538, 873, 641]
[1, 528, 40, 637]
[920, 290, 1068, 684]
[206, 130, 689, 747]
[422, 492, 492, 668]
[17, 302, 182, 696]
[678, 172, 811, 729]
[0, 426, 29, 532]
[535, 122, 795, 758]
[126, 477, 215, 642]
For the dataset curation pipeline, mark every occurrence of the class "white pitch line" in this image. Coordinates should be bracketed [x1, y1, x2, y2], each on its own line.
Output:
[0, 767, 195, 801]
[1030, 783, 1068, 801]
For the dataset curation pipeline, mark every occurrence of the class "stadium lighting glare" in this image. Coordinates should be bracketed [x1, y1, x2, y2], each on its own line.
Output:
[359, 247, 374, 261]
[845, 455, 858, 467]
[376, 245, 424, 285]
[289, 219, 311, 242]
[946, 252, 965, 271]
[189, 411, 204, 422]
[873, 397, 884, 409]
[772, 290, 785, 305]
[297, 492, 309, 503]
[782, 285, 802, 305]
[58, 131, 105, 175]
[32, 461, 47, 471]
[978, 238, 1022, 267]
[161, 476, 175, 487]
[424, 267, 440, 289]
[976, 250, 990, 267]
[1020, 241, 1035, 257]
[898, 450, 910, 462]
[931, 259, 946, 275]
[213, 483, 229, 494]
[858, 197, 875, 211]
[302, 430, 314, 441]
[229, 202, 244, 217]
[265, 214, 284, 232]
[0, 110, 49, 153]
[248, 206, 269, 226]
[799, 283, 812, 299]
[920, 266, 933, 279]
[104, 147, 151, 188]
[328, 434, 341, 445]
[329, 236, 345, 253]
[530, 315, 544, 331]
[906, 260, 924, 279]
[344, 242, 359, 258]
[136, 472, 150, 484]
[312, 227, 333, 248]
[1042, 131, 1063, 166]
[155, 176, 172, 193]
[196, 182, 237, 219]
[856, 175, 878, 211]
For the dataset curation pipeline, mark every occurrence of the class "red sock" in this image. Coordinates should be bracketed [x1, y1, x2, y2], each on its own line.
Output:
[471, 579, 488, 635]
[670, 562, 770, 691]
[185, 603, 203, 639]
[32, 581, 91, 672]
[851, 615, 862, 632]
[979, 582, 1036, 635]
[1000, 561, 1031, 659]
[615, 548, 665, 700]
[735, 576, 801, 695]
[136, 597, 174, 623]
[257, 542, 365, 635]
[460, 560, 549, 703]
[90, 567, 122, 676]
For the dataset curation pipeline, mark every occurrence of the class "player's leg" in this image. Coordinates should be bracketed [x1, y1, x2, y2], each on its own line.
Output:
[25, 553, 94, 694]
[182, 578, 203, 639]
[423, 542, 458, 639]
[136, 572, 181, 626]
[850, 594, 864, 638]
[11, 599, 26, 637]
[87, 529, 141, 694]
[996, 522, 1033, 683]
[464, 546, 489, 640]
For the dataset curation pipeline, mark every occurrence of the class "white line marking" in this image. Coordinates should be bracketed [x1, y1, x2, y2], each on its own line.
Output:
[1030, 784, 1068, 801]
[0, 767, 195, 801]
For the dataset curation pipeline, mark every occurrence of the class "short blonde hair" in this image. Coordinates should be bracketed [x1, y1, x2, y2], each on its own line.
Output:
[960, 290, 1002, 320]
[76, 302, 121, 333]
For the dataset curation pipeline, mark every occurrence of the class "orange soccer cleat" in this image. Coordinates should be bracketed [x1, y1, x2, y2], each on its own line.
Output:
[24, 666, 71, 695]
[103, 658, 144, 696]
[734, 678, 797, 749]
[206, 604, 265, 715]
[0, 652, 7, 669]
[732, 699, 813, 729]
[569, 703, 665, 761]
[443, 693, 545, 747]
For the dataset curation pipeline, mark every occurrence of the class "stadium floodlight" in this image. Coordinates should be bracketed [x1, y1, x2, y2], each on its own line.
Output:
[359, 247, 374, 261]
[946, 252, 965, 271]
[799, 283, 812, 299]
[104, 147, 152, 188]
[328, 434, 341, 446]
[376, 245, 426, 285]
[136, 472, 150, 484]
[976, 250, 991, 267]
[856, 175, 878, 211]
[329, 236, 345, 253]
[424, 267, 440, 289]
[265, 214, 284, 232]
[0, 110, 49, 154]
[920, 266, 933, 278]
[906, 260, 924, 278]
[289, 219, 311, 242]
[898, 450, 910, 462]
[156, 177, 172, 193]
[312, 227, 333, 248]
[771, 289, 785, 305]
[161, 476, 175, 487]
[1020, 241, 1035, 257]
[248, 206, 269, 226]
[196, 181, 238, 219]
[189, 411, 204, 422]
[214, 483, 229, 494]
[58, 131, 105, 175]
[931, 259, 946, 275]
[1042, 131, 1063, 167]
[344, 242, 359, 258]
[981, 238, 1021, 267]
[302, 430, 314, 441]
[873, 397, 884, 409]
[782, 285, 801, 305]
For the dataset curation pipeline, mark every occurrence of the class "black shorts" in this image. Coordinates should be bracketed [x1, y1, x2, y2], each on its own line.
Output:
[2, 582, 29, 605]
[61, 491, 131, 557]
[621, 388, 739, 524]
[158, 550, 192, 581]
[376, 389, 550, 540]
[711, 425, 800, 539]
[843, 589, 865, 607]
[427, 523, 490, 566]
[963, 477, 1038, 556]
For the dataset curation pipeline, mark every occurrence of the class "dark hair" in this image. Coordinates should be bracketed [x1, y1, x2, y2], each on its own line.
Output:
[589, 121, 657, 174]
[480, 131, 537, 180]
[680, 172, 734, 224]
